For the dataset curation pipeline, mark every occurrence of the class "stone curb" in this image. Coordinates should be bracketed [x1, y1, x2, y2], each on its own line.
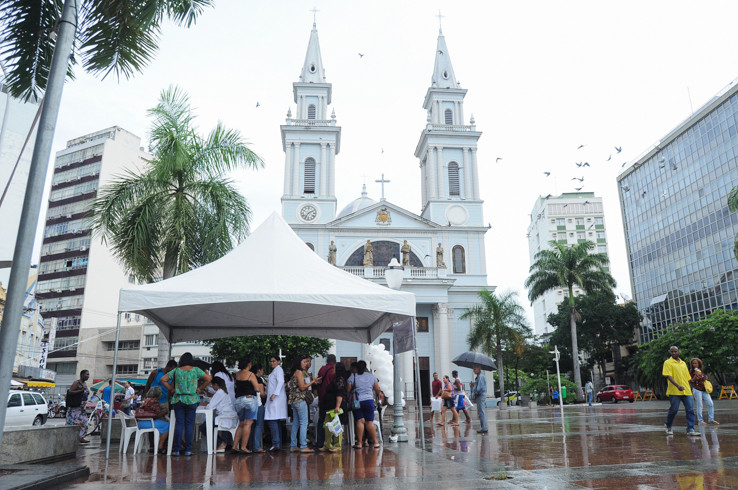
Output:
[0, 463, 89, 489]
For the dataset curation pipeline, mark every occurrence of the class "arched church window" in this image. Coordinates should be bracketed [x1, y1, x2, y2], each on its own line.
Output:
[452, 245, 466, 274]
[444, 108, 453, 125]
[305, 242, 315, 251]
[304, 157, 316, 194]
[448, 162, 460, 196]
[307, 104, 317, 120]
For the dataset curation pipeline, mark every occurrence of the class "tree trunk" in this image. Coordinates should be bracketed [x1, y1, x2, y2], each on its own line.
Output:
[497, 338, 506, 411]
[157, 250, 177, 366]
[569, 303, 584, 402]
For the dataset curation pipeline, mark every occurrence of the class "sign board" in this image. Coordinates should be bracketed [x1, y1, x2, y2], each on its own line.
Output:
[392, 318, 415, 354]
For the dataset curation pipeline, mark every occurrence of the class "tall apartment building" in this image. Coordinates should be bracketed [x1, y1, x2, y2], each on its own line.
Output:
[527, 192, 609, 336]
[36, 127, 150, 389]
[618, 80, 738, 343]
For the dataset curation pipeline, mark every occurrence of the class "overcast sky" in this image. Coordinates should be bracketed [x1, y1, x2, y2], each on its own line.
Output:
[37, 0, 738, 324]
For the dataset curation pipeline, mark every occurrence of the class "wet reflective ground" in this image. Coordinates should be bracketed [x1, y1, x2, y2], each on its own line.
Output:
[58, 400, 738, 488]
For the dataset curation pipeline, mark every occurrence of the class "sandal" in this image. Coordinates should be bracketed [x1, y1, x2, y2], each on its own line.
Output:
[253, 449, 266, 453]
[239, 449, 253, 455]
[352, 444, 362, 449]
[709, 420, 720, 425]
[373, 444, 381, 449]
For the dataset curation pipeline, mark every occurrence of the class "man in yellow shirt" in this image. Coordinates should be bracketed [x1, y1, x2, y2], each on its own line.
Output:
[662, 346, 697, 436]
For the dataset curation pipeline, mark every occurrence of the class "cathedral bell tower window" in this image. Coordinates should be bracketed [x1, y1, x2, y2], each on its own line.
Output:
[444, 108, 453, 125]
[304, 157, 316, 194]
[308, 104, 317, 120]
[448, 162, 460, 196]
[452, 245, 466, 274]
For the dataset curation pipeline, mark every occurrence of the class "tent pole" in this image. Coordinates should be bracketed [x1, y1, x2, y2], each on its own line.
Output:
[412, 318, 425, 449]
[105, 312, 122, 459]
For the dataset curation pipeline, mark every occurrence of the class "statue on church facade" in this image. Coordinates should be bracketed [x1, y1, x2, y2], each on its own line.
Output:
[327, 240, 337, 265]
[401, 240, 411, 266]
[436, 243, 445, 267]
[363, 240, 373, 266]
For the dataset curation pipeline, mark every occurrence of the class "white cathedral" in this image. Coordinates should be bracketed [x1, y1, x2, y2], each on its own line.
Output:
[280, 22, 493, 401]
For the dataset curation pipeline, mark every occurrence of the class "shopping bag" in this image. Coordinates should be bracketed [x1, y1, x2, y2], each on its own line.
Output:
[326, 413, 343, 436]
[704, 380, 713, 394]
[430, 397, 442, 412]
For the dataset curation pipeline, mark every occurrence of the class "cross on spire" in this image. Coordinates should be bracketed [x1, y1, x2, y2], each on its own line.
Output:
[375, 173, 390, 201]
[310, 7, 320, 26]
[437, 10, 444, 33]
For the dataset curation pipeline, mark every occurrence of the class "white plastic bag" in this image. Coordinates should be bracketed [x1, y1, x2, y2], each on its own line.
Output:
[430, 397, 442, 412]
[326, 414, 343, 436]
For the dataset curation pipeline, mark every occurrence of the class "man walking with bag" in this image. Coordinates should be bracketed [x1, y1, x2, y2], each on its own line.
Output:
[470, 365, 488, 434]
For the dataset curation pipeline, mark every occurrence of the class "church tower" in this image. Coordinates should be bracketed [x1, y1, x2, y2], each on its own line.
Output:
[414, 29, 483, 227]
[281, 22, 341, 225]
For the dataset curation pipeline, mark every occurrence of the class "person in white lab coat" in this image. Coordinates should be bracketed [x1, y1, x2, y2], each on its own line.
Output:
[264, 354, 287, 451]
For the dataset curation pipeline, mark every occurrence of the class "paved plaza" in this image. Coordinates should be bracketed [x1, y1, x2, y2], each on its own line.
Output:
[50, 400, 738, 488]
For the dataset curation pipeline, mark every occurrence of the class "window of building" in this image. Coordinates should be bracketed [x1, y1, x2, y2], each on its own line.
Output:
[303, 157, 315, 193]
[47, 362, 77, 375]
[597, 245, 607, 253]
[306, 242, 315, 251]
[556, 218, 565, 226]
[577, 232, 585, 239]
[452, 245, 466, 273]
[307, 104, 316, 120]
[448, 162, 460, 196]
[595, 217, 604, 225]
[576, 218, 584, 225]
[596, 231, 606, 239]
[444, 108, 453, 125]
[53, 337, 78, 351]
[116, 364, 138, 375]
[379, 338, 391, 352]
[416, 317, 429, 333]
[143, 358, 158, 370]
[144, 335, 157, 347]
[106, 340, 140, 351]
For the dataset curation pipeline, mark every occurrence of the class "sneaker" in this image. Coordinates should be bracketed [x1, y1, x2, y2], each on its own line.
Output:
[184, 451, 192, 456]
[687, 430, 700, 437]
[171, 451, 180, 456]
[664, 424, 673, 435]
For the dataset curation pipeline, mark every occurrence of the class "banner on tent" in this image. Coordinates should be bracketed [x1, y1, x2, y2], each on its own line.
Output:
[393, 318, 415, 354]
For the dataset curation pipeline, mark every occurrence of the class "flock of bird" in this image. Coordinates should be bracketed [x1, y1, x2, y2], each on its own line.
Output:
[525, 144, 625, 194]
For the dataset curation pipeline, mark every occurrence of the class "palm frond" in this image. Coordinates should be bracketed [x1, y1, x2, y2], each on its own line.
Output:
[193, 123, 265, 175]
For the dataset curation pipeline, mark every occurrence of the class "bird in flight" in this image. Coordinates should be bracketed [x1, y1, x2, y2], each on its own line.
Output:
[576, 162, 583, 167]
[575, 186, 584, 191]
[543, 171, 551, 176]
[582, 162, 590, 167]
[622, 185, 630, 192]
[583, 201, 590, 205]
[438, 49, 444, 55]
[671, 162, 678, 170]
[577, 144, 585, 149]
[496, 157, 503, 162]
[256, 102, 260, 108]
[607, 154, 612, 161]
[615, 146, 622, 153]
[544, 194, 552, 199]
[642, 191, 647, 197]
[563, 204, 568, 208]
[358, 53, 365, 58]
[621, 162, 627, 168]
[572, 176, 584, 182]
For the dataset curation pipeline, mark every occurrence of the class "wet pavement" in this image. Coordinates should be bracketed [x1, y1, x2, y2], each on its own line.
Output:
[56, 400, 738, 488]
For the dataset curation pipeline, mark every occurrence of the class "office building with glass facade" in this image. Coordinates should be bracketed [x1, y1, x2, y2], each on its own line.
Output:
[617, 80, 738, 343]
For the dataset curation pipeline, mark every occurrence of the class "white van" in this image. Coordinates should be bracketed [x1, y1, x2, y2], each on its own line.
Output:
[5, 390, 48, 427]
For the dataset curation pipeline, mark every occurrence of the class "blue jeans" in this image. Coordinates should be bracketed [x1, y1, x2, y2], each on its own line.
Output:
[587, 392, 593, 405]
[172, 401, 198, 452]
[268, 420, 282, 449]
[475, 394, 487, 431]
[693, 388, 714, 423]
[248, 404, 265, 450]
[290, 401, 308, 449]
[665, 394, 695, 431]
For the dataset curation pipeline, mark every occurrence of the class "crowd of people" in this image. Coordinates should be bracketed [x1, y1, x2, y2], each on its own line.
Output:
[65, 352, 388, 454]
[429, 365, 488, 434]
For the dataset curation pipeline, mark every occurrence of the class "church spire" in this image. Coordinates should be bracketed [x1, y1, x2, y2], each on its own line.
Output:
[299, 23, 326, 83]
[432, 33, 458, 89]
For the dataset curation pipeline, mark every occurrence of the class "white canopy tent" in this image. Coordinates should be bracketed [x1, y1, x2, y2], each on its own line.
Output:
[105, 212, 418, 457]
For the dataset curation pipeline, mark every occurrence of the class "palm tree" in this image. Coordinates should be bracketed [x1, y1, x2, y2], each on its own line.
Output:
[460, 289, 530, 410]
[729, 185, 738, 261]
[0, 0, 214, 101]
[91, 85, 263, 282]
[524, 240, 616, 401]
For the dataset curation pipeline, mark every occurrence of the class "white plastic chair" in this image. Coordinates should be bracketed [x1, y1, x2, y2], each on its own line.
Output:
[133, 418, 160, 454]
[213, 415, 239, 449]
[118, 412, 139, 453]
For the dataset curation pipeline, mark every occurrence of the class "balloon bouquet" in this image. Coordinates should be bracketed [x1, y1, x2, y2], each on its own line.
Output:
[366, 343, 404, 407]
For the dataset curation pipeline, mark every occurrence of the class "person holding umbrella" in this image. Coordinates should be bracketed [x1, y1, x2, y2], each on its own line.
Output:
[469, 365, 488, 434]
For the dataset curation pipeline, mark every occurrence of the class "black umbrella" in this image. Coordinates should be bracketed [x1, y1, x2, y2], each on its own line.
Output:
[452, 351, 497, 371]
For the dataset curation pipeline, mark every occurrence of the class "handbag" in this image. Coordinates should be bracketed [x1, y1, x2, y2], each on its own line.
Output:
[65, 387, 83, 408]
[441, 382, 453, 400]
[704, 380, 713, 394]
[135, 399, 161, 419]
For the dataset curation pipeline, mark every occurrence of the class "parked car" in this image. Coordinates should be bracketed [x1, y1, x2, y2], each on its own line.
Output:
[596, 385, 634, 403]
[5, 390, 48, 427]
[493, 391, 519, 405]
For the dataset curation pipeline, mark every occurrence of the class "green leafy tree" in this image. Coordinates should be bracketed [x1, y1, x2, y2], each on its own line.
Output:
[459, 289, 530, 410]
[547, 292, 642, 384]
[207, 335, 332, 373]
[729, 185, 738, 261]
[630, 310, 738, 394]
[525, 240, 616, 401]
[91, 86, 263, 282]
[520, 376, 578, 404]
[0, 0, 214, 101]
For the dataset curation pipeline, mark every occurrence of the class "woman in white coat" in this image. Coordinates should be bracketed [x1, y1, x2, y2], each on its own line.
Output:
[264, 354, 287, 451]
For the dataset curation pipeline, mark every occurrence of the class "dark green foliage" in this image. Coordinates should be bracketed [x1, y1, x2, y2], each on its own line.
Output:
[546, 292, 642, 383]
[207, 335, 332, 372]
[520, 376, 578, 404]
[0, 0, 214, 101]
[629, 310, 738, 391]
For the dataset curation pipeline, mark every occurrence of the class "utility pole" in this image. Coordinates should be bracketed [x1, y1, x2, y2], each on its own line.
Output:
[550, 346, 565, 420]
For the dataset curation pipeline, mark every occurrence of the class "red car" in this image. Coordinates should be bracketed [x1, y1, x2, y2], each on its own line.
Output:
[596, 385, 635, 403]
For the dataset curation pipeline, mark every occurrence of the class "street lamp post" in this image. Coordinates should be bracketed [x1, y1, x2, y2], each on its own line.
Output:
[385, 257, 408, 442]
